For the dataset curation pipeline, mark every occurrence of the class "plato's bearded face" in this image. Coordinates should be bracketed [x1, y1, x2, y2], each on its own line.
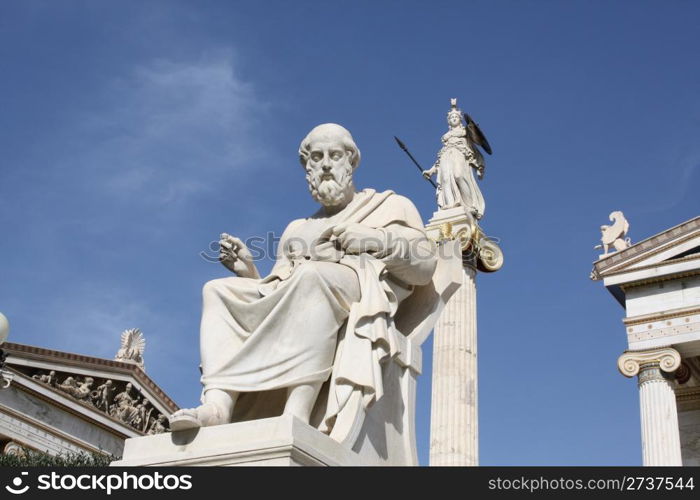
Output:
[305, 139, 355, 207]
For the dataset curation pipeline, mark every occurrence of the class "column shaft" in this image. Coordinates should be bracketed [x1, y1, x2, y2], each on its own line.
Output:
[429, 265, 477, 466]
[638, 366, 682, 466]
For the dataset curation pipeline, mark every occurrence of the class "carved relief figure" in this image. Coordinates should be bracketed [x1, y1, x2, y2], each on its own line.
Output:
[148, 414, 168, 434]
[91, 379, 116, 412]
[32, 370, 57, 386]
[129, 400, 145, 428]
[110, 382, 138, 423]
[71, 377, 94, 400]
[58, 375, 94, 400]
[138, 400, 154, 432]
[57, 376, 79, 395]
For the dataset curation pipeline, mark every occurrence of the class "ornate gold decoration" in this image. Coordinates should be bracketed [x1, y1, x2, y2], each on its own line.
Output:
[437, 222, 454, 242]
[429, 214, 503, 272]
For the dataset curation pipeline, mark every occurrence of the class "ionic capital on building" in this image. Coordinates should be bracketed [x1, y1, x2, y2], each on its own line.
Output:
[617, 347, 681, 379]
[0, 369, 12, 389]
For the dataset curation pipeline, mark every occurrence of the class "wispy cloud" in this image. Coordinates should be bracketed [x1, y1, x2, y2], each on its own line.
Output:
[47, 285, 161, 359]
[635, 152, 699, 215]
[74, 52, 266, 205]
[36, 282, 195, 382]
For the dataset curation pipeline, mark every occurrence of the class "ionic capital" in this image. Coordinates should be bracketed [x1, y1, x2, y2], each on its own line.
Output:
[0, 369, 13, 389]
[617, 347, 681, 378]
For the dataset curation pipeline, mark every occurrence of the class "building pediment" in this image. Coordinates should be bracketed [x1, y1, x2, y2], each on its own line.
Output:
[590, 216, 699, 307]
[592, 214, 698, 277]
[1, 342, 177, 446]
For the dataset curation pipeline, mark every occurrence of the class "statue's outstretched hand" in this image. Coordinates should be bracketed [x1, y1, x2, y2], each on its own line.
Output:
[219, 233, 261, 279]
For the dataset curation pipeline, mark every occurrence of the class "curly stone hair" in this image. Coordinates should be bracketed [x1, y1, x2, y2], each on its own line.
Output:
[298, 123, 361, 170]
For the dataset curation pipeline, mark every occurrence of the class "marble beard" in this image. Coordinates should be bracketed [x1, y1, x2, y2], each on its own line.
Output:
[170, 124, 437, 439]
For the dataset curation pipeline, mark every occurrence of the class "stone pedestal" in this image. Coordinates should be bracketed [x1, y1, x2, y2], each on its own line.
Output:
[618, 348, 683, 466]
[111, 415, 375, 466]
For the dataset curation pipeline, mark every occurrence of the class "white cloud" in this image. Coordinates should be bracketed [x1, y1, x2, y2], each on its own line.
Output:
[75, 52, 266, 205]
[635, 152, 699, 215]
[40, 282, 194, 381]
[48, 286, 159, 359]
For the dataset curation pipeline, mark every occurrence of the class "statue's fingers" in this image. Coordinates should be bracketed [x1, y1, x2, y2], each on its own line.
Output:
[336, 231, 349, 248]
[314, 241, 335, 252]
[220, 240, 233, 250]
[227, 235, 246, 247]
[345, 238, 361, 254]
[219, 250, 237, 261]
[331, 222, 349, 237]
[318, 226, 334, 242]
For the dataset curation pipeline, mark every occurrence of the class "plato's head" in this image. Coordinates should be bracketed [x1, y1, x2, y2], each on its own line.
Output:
[299, 123, 360, 207]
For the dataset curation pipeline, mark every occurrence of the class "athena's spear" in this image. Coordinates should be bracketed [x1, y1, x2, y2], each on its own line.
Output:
[393, 136, 437, 189]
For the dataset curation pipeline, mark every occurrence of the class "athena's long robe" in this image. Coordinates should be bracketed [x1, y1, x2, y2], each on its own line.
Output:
[434, 126, 485, 218]
[198, 189, 436, 432]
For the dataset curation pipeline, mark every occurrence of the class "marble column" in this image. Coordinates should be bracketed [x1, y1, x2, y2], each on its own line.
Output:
[618, 348, 683, 466]
[430, 263, 478, 466]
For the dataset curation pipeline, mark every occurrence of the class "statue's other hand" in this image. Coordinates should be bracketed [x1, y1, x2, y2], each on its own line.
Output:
[422, 170, 432, 179]
[332, 223, 384, 255]
[310, 241, 344, 263]
[219, 233, 260, 278]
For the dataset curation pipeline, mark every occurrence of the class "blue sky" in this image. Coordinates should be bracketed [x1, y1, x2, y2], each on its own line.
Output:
[0, 1, 698, 465]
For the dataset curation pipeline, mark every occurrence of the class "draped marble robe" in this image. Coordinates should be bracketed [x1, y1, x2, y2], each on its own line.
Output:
[434, 125, 486, 219]
[198, 188, 436, 435]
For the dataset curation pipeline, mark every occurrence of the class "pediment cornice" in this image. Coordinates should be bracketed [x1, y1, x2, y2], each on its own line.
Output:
[592, 216, 700, 280]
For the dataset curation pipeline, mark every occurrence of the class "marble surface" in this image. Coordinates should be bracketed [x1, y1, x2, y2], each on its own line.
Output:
[113, 415, 372, 466]
[0, 381, 126, 456]
[165, 124, 459, 465]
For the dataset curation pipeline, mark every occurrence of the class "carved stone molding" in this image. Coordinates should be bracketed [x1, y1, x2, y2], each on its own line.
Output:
[1, 342, 177, 411]
[618, 347, 681, 378]
[593, 216, 700, 276]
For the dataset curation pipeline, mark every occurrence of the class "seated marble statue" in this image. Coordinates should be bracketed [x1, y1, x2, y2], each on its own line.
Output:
[169, 123, 437, 436]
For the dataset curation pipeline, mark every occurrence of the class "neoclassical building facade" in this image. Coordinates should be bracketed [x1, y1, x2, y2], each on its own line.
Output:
[0, 340, 178, 459]
[592, 215, 700, 466]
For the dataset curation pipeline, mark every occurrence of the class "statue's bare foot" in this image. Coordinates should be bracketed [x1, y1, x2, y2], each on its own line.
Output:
[169, 402, 226, 431]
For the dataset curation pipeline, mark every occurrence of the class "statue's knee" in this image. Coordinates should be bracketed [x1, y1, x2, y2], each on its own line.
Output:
[297, 262, 343, 289]
[294, 261, 324, 280]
